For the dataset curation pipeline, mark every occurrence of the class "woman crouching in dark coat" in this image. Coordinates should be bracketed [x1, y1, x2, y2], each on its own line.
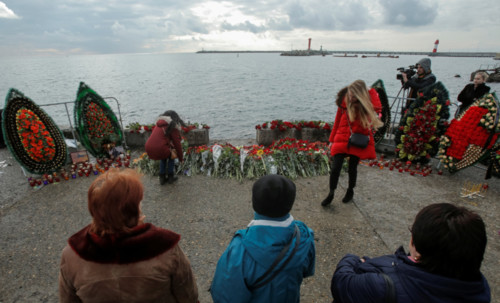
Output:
[59, 169, 199, 302]
[321, 79, 383, 206]
[145, 110, 186, 185]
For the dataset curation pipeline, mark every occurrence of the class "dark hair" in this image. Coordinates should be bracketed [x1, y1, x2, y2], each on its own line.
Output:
[88, 169, 144, 236]
[411, 203, 487, 281]
[161, 110, 186, 135]
[335, 87, 348, 107]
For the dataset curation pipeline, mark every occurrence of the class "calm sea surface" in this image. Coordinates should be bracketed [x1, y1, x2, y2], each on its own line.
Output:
[1, 53, 499, 139]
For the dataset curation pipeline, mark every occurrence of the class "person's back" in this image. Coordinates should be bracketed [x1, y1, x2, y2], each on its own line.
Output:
[330, 203, 490, 303]
[210, 175, 315, 303]
[59, 169, 198, 303]
[60, 224, 197, 303]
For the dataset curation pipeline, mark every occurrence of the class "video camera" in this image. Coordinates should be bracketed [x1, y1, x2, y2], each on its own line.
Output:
[396, 65, 417, 81]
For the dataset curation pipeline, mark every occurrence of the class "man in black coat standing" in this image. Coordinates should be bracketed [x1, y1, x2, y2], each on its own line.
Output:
[402, 58, 436, 109]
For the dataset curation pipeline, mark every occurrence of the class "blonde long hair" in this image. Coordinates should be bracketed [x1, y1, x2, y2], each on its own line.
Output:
[345, 80, 383, 130]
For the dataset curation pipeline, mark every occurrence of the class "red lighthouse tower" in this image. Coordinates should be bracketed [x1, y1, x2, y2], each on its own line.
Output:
[308, 38, 311, 51]
[432, 39, 439, 53]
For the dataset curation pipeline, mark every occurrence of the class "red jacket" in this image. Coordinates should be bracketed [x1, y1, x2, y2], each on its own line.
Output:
[145, 116, 184, 162]
[329, 89, 382, 160]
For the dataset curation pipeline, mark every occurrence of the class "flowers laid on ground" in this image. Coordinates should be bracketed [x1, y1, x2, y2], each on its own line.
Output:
[133, 153, 160, 176]
[27, 153, 132, 188]
[255, 120, 331, 131]
[126, 122, 210, 133]
[361, 155, 439, 177]
[129, 138, 330, 181]
[394, 82, 450, 163]
[16, 108, 56, 162]
[438, 93, 499, 173]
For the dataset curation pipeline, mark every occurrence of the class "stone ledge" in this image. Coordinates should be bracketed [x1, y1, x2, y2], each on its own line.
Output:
[256, 128, 330, 146]
[62, 128, 209, 148]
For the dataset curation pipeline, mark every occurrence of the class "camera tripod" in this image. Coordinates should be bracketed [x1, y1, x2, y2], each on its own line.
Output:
[386, 84, 414, 136]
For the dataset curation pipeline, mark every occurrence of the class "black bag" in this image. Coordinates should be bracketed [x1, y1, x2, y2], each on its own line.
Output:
[348, 133, 369, 149]
[345, 109, 369, 149]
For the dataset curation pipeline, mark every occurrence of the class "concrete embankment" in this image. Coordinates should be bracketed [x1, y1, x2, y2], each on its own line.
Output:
[0, 145, 499, 302]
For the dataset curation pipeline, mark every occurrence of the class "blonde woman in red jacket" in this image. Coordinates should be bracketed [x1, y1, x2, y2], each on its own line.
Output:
[321, 80, 383, 206]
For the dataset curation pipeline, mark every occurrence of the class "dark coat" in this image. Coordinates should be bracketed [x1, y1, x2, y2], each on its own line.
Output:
[59, 223, 198, 303]
[145, 116, 184, 162]
[331, 246, 491, 303]
[457, 83, 490, 115]
[328, 88, 382, 160]
[404, 72, 436, 100]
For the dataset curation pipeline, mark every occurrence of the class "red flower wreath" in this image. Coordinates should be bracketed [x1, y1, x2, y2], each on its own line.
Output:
[438, 93, 500, 172]
[16, 108, 56, 162]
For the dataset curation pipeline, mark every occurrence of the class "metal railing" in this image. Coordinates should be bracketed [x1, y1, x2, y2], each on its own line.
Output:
[39, 97, 128, 150]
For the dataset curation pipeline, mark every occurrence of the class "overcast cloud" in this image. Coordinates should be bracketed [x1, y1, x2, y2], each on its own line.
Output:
[0, 0, 498, 56]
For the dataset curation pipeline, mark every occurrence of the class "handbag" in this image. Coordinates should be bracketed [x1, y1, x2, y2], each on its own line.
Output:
[163, 127, 179, 160]
[170, 143, 178, 159]
[348, 133, 370, 149]
[345, 109, 369, 149]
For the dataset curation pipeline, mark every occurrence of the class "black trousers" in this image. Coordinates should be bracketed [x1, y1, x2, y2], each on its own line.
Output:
[328, 153, 360, 192]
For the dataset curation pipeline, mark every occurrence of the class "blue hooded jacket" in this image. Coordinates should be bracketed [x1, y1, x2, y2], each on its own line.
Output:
[331, 246, 491, 303]
[211, 214, 315, 303]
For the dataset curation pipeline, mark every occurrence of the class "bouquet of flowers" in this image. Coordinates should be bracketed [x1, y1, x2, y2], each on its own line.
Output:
[127, 122, 155, 133]
[255, 120, 331, 131]
[132, 153, 160, 176]
[394, 82, 450, 163]
[175, 138, 330, 181]
[126, 122, 210, 133]
[182, 123, 210, 133]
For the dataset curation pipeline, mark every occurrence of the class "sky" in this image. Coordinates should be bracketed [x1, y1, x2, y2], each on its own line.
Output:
[0, 0, 499, 56]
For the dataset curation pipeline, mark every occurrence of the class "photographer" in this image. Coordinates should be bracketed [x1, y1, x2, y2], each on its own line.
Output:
[402, 58, 436, 108]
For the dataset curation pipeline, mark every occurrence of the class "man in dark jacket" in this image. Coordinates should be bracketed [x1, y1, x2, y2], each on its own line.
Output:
[402, 58, 436, 108]
[330, 203, 490, 303]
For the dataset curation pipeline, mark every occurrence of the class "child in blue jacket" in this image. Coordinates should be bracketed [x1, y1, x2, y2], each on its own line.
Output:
[211, 174, 316, 303]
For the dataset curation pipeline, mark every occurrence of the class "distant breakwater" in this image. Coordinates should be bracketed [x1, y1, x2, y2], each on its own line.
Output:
[197, 50, 497, 58]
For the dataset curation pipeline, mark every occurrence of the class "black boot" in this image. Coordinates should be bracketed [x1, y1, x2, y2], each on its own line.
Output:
[321, 191, 334, 206]
[167, 173, 178, 184]
[159, 174, 167, 185]
[342, 188, 354, 203]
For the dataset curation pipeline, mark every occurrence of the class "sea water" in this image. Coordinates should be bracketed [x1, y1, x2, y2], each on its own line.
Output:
[1, 53, 499, 139]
